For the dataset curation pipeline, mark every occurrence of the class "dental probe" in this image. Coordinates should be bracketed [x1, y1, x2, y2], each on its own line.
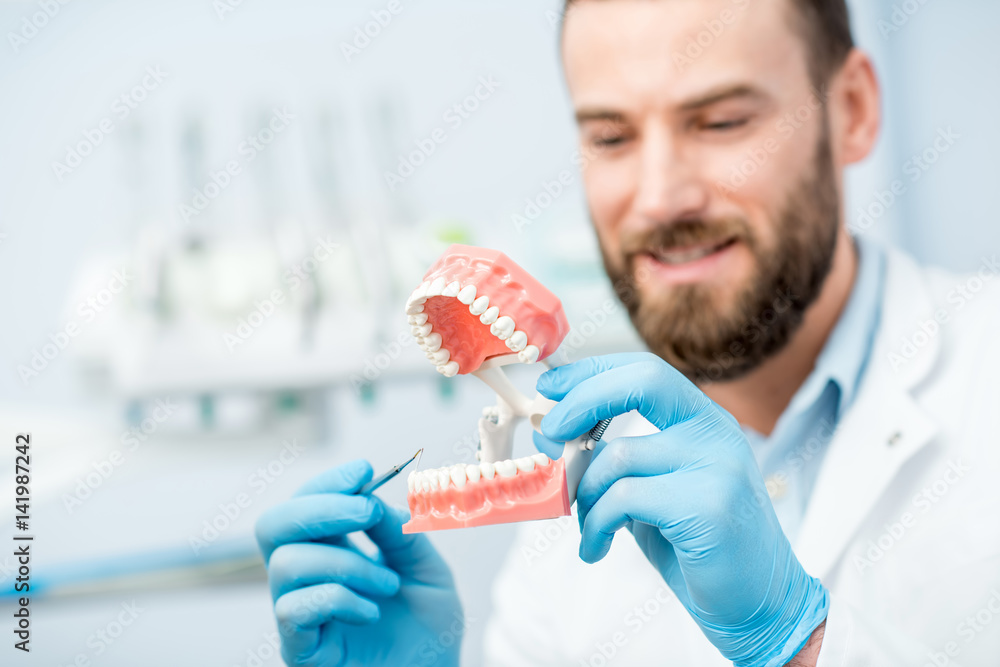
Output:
[358, 448, 424, 495]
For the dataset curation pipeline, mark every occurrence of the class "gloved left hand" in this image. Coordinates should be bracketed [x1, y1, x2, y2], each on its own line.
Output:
[535, 352, 829, 667]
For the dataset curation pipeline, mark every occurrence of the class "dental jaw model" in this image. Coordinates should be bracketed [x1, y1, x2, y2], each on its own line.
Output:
[402, 245, 596, 533]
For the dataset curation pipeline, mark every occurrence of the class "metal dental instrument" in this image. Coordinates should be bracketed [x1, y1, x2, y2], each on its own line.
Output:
[358, 448, 424, 495]
[587, 418, 612, 444]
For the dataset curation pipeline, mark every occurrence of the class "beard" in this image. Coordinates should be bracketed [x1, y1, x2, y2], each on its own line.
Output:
[600, 127, 840, 383]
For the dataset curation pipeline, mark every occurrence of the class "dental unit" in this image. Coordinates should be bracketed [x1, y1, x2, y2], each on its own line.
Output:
[401, 245, 608, 533]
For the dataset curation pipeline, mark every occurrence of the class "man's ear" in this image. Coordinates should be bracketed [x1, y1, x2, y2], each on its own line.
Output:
[829, 49, 882, 166]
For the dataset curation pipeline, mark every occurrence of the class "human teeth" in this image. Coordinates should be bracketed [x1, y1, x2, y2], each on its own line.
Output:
[531, 453, 550, 466]
[432, 349, 451, 364]
[427, 276, 447, 296]
[491, 316, 515, 340]
[518, 345, 540, 364]
[450, 464, 467, 488]
[656, 245, 721, 264]
[408, 313, 429, 326]
[480, 461, 496, 479]
[424, 332, 442, 352]
[495, 459, 517, 477]
[412, 324, 432, 337]
[466, 464, 481, 482]
[440, 361, 460, 377]
[458, 285, 477, 305]
[443, 281, 461, 297]
[436, 469, 451, 489]
[506, 331, 527, 352]
[514, 456, 535, 473]
[480, 306, 499, 325]
[470, 295, 490, 315]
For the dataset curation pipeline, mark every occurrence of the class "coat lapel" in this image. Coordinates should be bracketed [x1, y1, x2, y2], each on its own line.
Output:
[795, 248, 942, 579]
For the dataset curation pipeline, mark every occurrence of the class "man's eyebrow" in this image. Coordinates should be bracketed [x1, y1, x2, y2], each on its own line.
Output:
[678, 84, 767, 111]
[574, 109, 627, 124]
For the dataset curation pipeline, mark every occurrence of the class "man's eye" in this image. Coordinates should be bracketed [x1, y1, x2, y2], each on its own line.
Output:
[593, 135, 627, 147]
[702, 118, 750, 132]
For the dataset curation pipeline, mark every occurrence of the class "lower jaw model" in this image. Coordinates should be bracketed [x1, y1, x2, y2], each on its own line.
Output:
[401, 245, 595, 534]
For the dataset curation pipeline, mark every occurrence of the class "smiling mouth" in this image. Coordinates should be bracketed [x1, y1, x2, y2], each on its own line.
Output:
[649, 237, 738, 265]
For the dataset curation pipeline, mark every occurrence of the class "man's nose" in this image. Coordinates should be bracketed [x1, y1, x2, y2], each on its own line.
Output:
[633, 130, 710, 225]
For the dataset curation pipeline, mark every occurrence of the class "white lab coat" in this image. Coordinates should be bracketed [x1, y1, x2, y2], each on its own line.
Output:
[483, 247, 1000, 666]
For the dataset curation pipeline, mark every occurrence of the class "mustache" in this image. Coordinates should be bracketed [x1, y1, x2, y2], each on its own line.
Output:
[620, 219, 753, 259]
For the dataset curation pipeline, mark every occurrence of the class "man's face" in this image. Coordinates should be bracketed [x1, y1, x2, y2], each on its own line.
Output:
[563, 0, 842, 381]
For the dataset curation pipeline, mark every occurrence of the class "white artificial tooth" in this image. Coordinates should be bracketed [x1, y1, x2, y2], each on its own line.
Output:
[480, 306, 499, 325]
[405, 301, 425, 315]
[470, 295, 490, 315]
[408, 313, 429, 326]
[412, 324, 432, 337]
[458, 285, 477, 305]
[420, 474, 432, 493]
[466, 464, 481, 482]
[436, 365, 447, 375]
[424, 332, 442, 352]
[415, 281, 431, 299]
[480, 461, 496, 479]
[531, 453, 550, 466]
[432, 349, 451, 365]
[515, 456, 535, 473]
[443, 281, 461, 298]
[506, 330, 528, 352]
[407, 471, 417, 492]
[437, 469, 451, 489]
[518, 345, 540, 364]
[491, 316, 515, 340]
[450, 464, 467, 488]
[441, 361, 460, 377]
[428, 276, 447, 296]
[495, 459, 517, 477]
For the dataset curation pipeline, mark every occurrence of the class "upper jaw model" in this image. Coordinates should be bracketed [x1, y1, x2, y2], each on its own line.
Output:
[402, 245, 597, 534]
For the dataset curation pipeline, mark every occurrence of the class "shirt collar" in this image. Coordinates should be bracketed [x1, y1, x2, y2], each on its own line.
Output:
[785, 235, 886, 419]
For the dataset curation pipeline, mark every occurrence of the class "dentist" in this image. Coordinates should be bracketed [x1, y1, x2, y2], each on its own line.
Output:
[255, 0, 1000, 665]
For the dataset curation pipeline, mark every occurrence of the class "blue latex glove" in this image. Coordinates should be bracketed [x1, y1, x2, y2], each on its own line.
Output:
[535, 353, 829, 667]
[255, 460, 464, 667]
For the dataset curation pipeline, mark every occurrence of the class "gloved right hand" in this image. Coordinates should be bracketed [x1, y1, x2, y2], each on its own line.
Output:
[255, 459, 464, 667]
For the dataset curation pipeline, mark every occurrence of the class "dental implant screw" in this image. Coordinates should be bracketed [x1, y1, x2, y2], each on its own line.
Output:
[587, 418, 612, 445]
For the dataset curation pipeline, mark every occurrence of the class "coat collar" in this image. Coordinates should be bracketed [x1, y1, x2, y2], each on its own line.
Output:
[794, 246, 942, 579]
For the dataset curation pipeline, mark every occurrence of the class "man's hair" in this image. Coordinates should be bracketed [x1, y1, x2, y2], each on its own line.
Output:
[563, 0, 855, 85]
